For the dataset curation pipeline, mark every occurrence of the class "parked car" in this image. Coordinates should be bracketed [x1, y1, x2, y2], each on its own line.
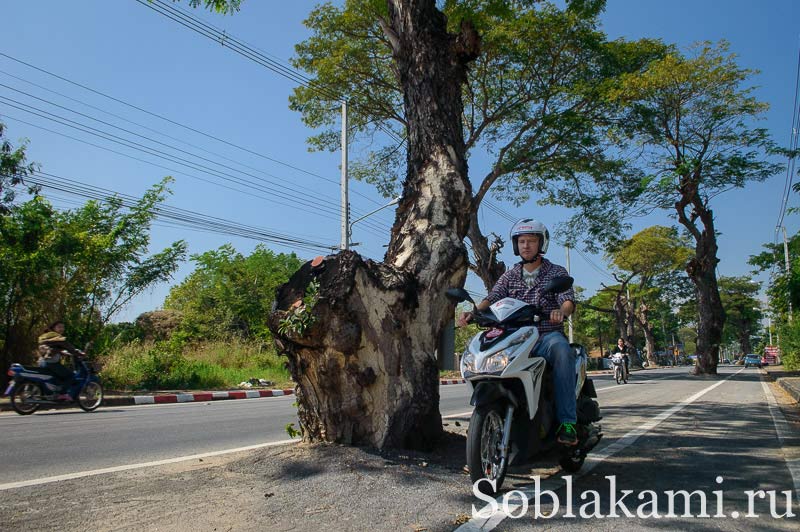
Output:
[744, 354, 762, 368]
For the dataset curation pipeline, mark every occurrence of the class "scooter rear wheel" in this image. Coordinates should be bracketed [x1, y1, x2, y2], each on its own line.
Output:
[77, 382, 104, 412]
[11, 382, 42, 415]
[467, 403, 508, 496]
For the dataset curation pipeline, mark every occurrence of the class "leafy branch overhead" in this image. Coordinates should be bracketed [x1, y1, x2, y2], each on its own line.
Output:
[291, 0, 668, 262]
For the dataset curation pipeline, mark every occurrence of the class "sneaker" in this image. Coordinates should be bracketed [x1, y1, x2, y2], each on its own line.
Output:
[557, 422, 578, 446]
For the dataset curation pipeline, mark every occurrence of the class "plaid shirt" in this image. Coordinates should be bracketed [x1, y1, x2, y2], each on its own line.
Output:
[486, 258, 575, 335]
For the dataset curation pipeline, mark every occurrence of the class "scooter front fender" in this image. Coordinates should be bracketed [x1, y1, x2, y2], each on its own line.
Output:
[469, 381, 518, 410]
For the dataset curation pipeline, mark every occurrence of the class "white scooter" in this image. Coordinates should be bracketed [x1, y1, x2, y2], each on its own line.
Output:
[447, 276, 603, 495]
[611, 353, 628, 384]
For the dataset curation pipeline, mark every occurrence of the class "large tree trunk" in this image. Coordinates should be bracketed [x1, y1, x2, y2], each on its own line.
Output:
[682, 206, 725, 375]
[634, 303, 658, 367]
[269, 0, 479, 450]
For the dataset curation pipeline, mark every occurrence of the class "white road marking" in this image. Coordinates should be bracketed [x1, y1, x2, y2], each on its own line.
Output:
[457, 367, 746, 531]
[0, 439, 299, 491]
[760, 377, 800, 501]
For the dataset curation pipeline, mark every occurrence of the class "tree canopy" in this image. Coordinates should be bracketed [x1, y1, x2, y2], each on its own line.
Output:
[165, 244, 303, 341]
[0, 177, 186, 375]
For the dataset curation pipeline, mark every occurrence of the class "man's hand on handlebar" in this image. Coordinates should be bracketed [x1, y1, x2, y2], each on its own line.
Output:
[456, 312, 473, 328]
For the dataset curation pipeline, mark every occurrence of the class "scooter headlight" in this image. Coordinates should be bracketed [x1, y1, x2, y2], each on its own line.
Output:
[461, 351, 476, 373]
[482, 351, 510, 373]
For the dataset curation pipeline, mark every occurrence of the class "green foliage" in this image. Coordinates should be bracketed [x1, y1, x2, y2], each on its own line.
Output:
[561, 41, 783, 252]
[718, 276, 762, 354]
[165, 244, 303, 341]
[277, 279, 320, 337]
[777, 321, 800, 370]
[100, 337, 291, 390]
[285, 423, 301, 438]
[749, 230, 800, 324]
[291, 0, 667, 245]
[571, 288, 616, 354]
[0, 122, 38, 213]
[0, 178, 185, 367]
[186, 0, 241, 15]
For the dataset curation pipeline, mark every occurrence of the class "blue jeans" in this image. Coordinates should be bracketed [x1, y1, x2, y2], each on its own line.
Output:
[532, 331, 576, 424]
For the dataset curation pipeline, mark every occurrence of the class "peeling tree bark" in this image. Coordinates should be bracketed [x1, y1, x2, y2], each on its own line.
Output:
[269, 0, 479, 450]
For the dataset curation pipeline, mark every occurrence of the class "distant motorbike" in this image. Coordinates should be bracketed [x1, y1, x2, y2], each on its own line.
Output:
[611, 354, 628, 384]
[448, 276, 603, 495]
[4, 352, 103, 415]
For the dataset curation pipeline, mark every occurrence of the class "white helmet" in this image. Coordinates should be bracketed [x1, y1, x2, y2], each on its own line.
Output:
[510, 219, 549, 256]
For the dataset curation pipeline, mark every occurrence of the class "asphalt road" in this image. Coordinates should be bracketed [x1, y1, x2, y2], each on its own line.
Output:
[1, 368, 703, 485]
[461, 365, 800, 531]
[0, 379, 475, 484]
[1, 366, 797, 532]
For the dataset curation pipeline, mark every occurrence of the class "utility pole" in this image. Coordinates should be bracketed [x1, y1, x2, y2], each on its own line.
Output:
[340, 101, 349, 250]
[767, 315, 773, 345]
[565, 245, 573, 343]
[783, 226, 792, 322]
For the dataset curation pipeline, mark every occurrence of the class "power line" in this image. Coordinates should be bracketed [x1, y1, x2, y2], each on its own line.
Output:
[574, 247, 615, 282]
[0, 96, 391, 237]
[26, 171, 336, 253]
[0, 51, 388, 209]
[0, 84, 392, 229]
[136, 0, 406, 146]
[776, 41, 800, 235]
[0, 68, 389, 226]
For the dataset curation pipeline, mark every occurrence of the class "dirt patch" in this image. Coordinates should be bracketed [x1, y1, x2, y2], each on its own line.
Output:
[0, 431, 485, 532]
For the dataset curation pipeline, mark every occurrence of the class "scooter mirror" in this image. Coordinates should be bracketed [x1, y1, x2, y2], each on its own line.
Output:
[543, 275, 574, 295]
[445, 288, 473, 304]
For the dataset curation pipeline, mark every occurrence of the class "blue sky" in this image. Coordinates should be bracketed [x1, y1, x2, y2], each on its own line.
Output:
[1, 0, 798, 322]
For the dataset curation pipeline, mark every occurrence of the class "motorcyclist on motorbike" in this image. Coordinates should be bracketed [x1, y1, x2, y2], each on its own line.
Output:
[611, 338, 631, 377]
[37, 321, 84, 401]
[457, 219, 578, 446]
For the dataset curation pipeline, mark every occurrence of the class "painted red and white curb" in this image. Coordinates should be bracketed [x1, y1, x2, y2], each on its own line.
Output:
[128, 388, 295, 405]
[119, 379, 466, 406]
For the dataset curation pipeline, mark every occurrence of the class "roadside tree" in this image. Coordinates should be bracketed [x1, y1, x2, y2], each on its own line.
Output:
[561, 42, 783, 375]
[0, 178, 186, 383]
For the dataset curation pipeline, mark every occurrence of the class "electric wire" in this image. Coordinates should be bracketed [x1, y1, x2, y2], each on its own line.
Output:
[776, 42, 800, 236]
[136, 0, 406, 146]
[0, 85, 392, 232]
[0, 51, 389, 209]
[0, 69, 391, 227]
[0, 99, 391, 238]
[25, 171, 336, 253]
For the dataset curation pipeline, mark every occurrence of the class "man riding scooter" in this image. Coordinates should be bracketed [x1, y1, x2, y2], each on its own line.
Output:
[457, 219, 578, 446]
[37, 321, 85, 401]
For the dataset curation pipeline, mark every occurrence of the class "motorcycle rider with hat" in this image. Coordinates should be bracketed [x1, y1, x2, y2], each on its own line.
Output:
[457, 219, 578, 446]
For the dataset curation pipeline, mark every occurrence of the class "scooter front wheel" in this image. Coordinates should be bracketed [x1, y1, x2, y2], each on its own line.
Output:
[467, 403, 508, 496]
[77, 381, 104, 412]
[10, 382, 42, 415]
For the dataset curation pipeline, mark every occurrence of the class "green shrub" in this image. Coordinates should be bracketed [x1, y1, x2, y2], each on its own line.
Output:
[778, 321, 800, 370]
[99, 337, 291, 390]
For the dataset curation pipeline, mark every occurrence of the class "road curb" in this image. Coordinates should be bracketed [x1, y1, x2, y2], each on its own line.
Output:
[102, 388, 297, 407]
[775, 378, 800, 403]
[761, 368, 800, 404]
[2, 380, 470, 412]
